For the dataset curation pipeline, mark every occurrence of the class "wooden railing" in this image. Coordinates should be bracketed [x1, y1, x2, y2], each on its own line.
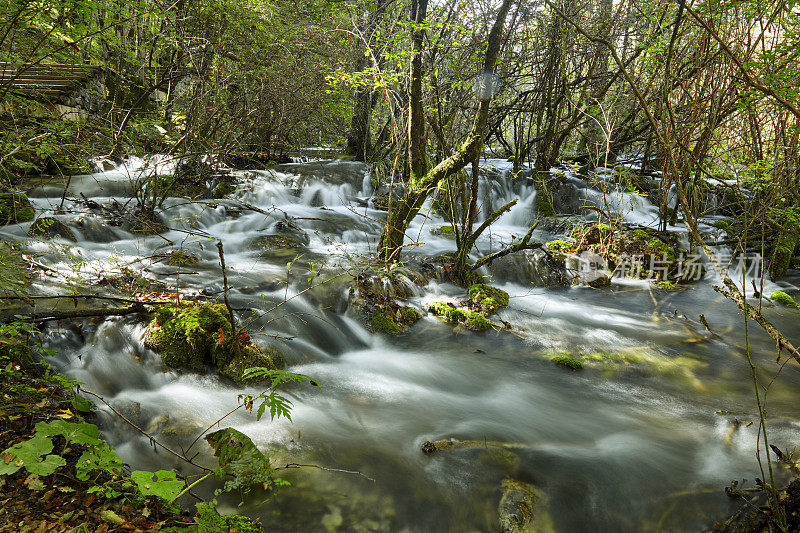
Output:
[0, 62, 102, 97]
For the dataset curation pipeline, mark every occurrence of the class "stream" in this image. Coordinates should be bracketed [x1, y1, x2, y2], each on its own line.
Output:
[3, 157, 800, 531]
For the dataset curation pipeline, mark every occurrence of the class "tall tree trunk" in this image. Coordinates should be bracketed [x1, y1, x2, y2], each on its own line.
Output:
[379, 0, 513, 263]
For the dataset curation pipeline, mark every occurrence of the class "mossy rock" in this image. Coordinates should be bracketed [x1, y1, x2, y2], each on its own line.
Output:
[467, 284, 510, 315]
[770, 291, 797, 307]
[552, 356, 583, 370]
[428, 301, 494, 331]
[145, 303, 283, 384]
[498, 478, 538, 533]
[712, 219, 730, 231]
[370, 305, 421, 335]
[570, 222, 615, 244]
[27, 217, 76, 242]
[212, 181, 236, 198]
[430, 225, 458, 238]
[544, 239, 573, 253]
[645, 237, 677, 261]
[0, 192, 35, 225]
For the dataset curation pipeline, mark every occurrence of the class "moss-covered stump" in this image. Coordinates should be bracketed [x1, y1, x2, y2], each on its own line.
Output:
[145, 302, 284, 384]
[27, 216, 77, 242]
[428, 301, 495, 331]
[467, 284, 509, 315]
[0, 192, 35, 225]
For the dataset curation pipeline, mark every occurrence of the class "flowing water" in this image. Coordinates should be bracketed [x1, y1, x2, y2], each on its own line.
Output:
[4, 158, 800, 532]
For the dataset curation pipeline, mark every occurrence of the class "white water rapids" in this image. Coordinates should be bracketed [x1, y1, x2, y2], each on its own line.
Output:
[2, 157, 800, 531]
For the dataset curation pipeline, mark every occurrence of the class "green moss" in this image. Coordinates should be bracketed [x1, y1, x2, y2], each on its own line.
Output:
[145, 303, 282, 383]
[769, 224, 799, 280]
[212, 182, 235, 198]
[646, 238, 677, 261]
[399, 306, 421, 324]
[428, 301, 462, 322]
[632, 229, 651, 239]
[545, 239, 573, 252]
[462, 270, 485, 286]
[657, 281, 676, 290]
[0, 193, 35, 225]
[770, 291, 797, 307]
[372, 310, 401, 334]
[468, 284, 509, 315]
[463, 312, 493, 331]
[552, 356, 583, 370]
[712, 220, 730, 231]
[431, 224, 457, 237]
[428, 301, 495, 331]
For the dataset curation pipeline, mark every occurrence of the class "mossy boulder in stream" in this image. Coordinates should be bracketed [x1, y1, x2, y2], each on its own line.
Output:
[0, 192, 35, 225]
[770, 291, 797, 307]
[498, 477, 554, 533]
[27, 216, 77, 242]
[467, 284, 509, 315]
[428, 301, 495, 331]
[145, 303, 284, 384]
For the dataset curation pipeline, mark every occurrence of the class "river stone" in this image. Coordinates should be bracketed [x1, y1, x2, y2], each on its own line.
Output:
[0, 192, 35, 225]
[28, 216, 77, 242]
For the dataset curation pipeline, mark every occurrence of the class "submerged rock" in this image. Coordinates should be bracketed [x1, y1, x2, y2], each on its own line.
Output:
[0, 192, 35, 225]
[498, 477, 554, 533]
[27, 216, 77, 242]
[145, 302, 284, 384]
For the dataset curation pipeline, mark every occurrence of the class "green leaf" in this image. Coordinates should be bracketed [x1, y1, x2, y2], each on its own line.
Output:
[27, 454, 67, 476]
[0, 433, 55, 476]
[76, 441, 123, 481]
[71, 396, 94, 413]
[131, 470, 185, 501]
[35, 420, 102, 445]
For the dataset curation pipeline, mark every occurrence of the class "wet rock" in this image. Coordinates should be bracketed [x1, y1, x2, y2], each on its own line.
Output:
[146, 413, 170, 434]
[488, 249, 569, 287]
[430, 225, 458, 238]
[371, 182, 407, 211]
[0, 192, 35, 225]
[112, 400, 141, 426]
[586, 272, 610, 288]
[27, 216, 77, 242]
[275, 160, 368, 189]
[498, 478, 554, 533]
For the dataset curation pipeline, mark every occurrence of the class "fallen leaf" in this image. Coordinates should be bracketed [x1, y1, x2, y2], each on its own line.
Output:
[24, 474, 45, 491]
[100, 509, 125, 525]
